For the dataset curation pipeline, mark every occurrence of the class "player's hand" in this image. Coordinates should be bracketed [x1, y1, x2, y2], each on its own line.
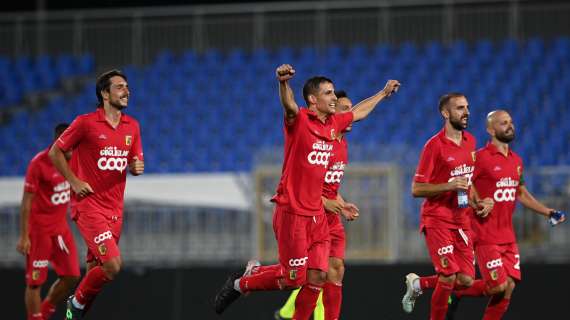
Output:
[341, 202, 360, 221]
[381, 80, 401, 98]
[324, 198, 343, 214]
[475, 197, 494, 218]
[447, 176, 469, 191]
[276, 64, 295, 82]
[16, 235, 31, 255]
[549, 210, 566, 226]
[71, 179, 94, 198]
[129, 156, 144, 176]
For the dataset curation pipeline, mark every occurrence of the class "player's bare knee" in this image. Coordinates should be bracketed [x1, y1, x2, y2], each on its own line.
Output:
[457, 274, 473, 287]
[61, 275, 80, 288]
[439, 273, 456, 284]
[506, 278, 516, 294]
[102, 259, 121, 279]
[307, 269, 327, 286]
[488, 282, 507, 295]
[26, 285, 41, 291]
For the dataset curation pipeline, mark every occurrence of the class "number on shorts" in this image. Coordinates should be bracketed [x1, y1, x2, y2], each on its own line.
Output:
[514, 254, 520, 270]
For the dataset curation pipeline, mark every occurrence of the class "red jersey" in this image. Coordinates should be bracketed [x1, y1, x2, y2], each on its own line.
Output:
[55, 108, 143, 218]
[272, 108, 353, 216]
[471, 143, 524, 245]
[322, 137, 348, 201]
[414, 128, 476, 230]
[24, 148, 70, 235]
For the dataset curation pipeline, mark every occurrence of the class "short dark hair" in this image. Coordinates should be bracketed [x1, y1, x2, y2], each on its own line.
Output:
[96, 69, 127, 107]
[335, 90, 348, 99]
[438, 92, 465, 112]
[302, 76, 333, 105]
[54, 123, 69, 139]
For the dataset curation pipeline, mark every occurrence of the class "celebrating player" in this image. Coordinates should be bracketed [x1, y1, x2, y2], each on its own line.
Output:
[17, 123, 80, 320]
[443, 110, 567, 319]
[401, 93, 485, 320]
[213, 64, 399, 319]
[274, 90, 359, 320]
[49, 69, 144, 319]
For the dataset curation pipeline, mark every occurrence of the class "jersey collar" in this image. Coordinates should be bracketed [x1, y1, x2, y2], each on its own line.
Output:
[96, 107, 130, 124]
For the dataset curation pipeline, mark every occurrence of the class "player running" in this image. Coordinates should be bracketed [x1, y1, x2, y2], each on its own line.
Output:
[49, 69, 144, 319]
[401, 93, 485, 320]
[274, 90, 359, 320]
[443, 110, 567, 319]
[213, 64, 399, 319]
[17, 123, 80, 320]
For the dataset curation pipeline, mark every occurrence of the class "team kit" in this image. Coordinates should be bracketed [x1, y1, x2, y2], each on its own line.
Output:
[16, 66, 566, 320]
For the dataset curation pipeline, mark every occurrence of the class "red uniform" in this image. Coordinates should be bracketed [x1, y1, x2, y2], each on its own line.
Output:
[323, 137, 348, 260]
[23, 148, 80, 286]
[271, 108, 353, 285]
[55, 108, 143, 263]
[414, 128, 476, 276]
[471, 143, 524, 286]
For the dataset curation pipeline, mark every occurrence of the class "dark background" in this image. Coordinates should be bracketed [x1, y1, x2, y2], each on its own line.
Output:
[4, 264, 566, 319]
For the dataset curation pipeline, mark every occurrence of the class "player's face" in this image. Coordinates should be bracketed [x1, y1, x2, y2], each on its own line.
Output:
[314, 82, 337, 115]
[446, 96, 469, 130]
[493, 112, 515, 143]
[106, 76, 130, 110]
[336, 97, 353, 132]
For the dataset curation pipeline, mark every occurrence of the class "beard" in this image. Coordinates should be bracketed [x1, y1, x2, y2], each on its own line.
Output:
[496, 130, 515, 143]
[450, 115, 468, 131]
[110, 98, 127, 110]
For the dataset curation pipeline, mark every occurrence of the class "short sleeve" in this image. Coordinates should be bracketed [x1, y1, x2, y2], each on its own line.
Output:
[413, 142, 436, 183]
[334, 112, 354, 133]
[23, 160, 40, 194]
[55, 116, 85, 152]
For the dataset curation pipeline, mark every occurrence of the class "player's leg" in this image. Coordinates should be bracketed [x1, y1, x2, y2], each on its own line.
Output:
[481, 243, 520, 320]
[42, 230, 80, 320]
[25, 232, 51, 320]
[66, 214, 121, 319]
[322, 214, 346, 320]
[293, 214, 330, 320]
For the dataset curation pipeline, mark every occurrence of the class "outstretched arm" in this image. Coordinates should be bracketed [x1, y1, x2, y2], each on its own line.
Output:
[352, 80, 400, 122]
[517, 185, 552, 217]
[276, 64, 299, 124]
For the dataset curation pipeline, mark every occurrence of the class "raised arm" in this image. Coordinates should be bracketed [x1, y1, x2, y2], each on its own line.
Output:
[352, 80, 400, 122]
[276, 64, 299, 124]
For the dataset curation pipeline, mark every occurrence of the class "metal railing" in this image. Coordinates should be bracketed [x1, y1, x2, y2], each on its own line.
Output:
[1, 1, 569, 69]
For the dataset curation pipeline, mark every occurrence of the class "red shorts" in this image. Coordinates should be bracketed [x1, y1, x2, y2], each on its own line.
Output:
[273, 205, 330, 286]
[424, 227, 475, 277]
[475, 242, 521, 288]
[26, 227, 80, 286]
[327, 213, 346, 260]
[74, 209, 123, 264]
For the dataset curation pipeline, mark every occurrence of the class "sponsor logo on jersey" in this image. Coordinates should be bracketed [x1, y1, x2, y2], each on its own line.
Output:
[289, 270, 297, 280]
[98, 244, 107, 256]
[486, 258, 503, 269]
[490, 269, 499, 280]
[93, 231, 113, 244]
[98, 146, 129, 172]
[493, 166, 502, 171]
[308, 141, 332, 167]
[446, 156, 455, 162]
[437, 245, 454, 255]
[494, 188, 517, 202]
[32, 270, 40, 280]
[98, 134, 107, 140]
[440, 256, 449, 268]
[125, 135, 132, 146]
[51, 181, 71, 205]
[289, 257, 308, 267]
[32, 260, 49, 268]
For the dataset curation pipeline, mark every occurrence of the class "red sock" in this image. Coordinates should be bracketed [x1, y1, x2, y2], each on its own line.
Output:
[323, 282, 342, 320]
[483, 297, 510, 320]
[239, 266, 283, 292]
[27, 313, 43, 320]
[455, 279, 487, 298]
[251, 264, 281, 275]
[74, 266, 111, 306]
[293, 284, 322, 320]
[420, 275, 438, 290]
[40, 300, 56, 319]
[430, 280, 454, 320]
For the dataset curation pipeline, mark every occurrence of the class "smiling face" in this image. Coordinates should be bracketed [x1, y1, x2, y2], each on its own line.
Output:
[487, 110, 515, 143]
[336, 96, 353, 132]
[103, 75, 130, 110]
[312, 81, 337, 116]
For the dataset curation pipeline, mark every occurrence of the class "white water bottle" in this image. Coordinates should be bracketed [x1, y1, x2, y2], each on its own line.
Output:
[457, 190, 468, 208]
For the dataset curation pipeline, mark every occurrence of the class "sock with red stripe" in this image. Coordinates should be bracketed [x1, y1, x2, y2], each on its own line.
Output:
[293, 284, 323, 320]
[323, 282, 342, 320]
[40, 299, 56, 319]
[430, 280, 454, 320]
[482, 297, 510, 320]
[74, 266, 111, 306]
